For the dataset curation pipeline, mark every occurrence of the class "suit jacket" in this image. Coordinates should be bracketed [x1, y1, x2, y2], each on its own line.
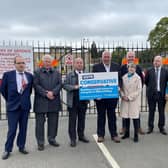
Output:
[63, 70, 88, 108]
[92, 62, 120, 73]
[0, 70, 33, 111]
[33, 67, 62, 113]
[120, 64, 144, 86]
[145, 67, 168, 99]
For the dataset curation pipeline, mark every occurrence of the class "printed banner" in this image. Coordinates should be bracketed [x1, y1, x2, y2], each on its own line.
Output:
[0, 46, 34, 79]
[79, 72, 119, 100]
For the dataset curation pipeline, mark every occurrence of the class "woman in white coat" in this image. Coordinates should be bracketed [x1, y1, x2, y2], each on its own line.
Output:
[120, 63, 142, 142]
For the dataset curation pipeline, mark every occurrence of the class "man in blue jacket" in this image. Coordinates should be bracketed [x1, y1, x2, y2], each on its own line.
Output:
[1, 56, 33, 160]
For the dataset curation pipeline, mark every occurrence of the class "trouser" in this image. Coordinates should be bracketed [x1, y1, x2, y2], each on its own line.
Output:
[5, 108, 29, 152]
[122, 117, 141, 130]
[35, 112, 59, 145]
[124, 118, 139, 136]
[148, 92, 166, 130]
[96, 99, 118, 137]
[68, 102, 87, 141]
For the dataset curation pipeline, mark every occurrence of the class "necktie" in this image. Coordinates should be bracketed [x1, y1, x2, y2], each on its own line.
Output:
[155, 68, 159, 91]
[19, 73, 26, 93]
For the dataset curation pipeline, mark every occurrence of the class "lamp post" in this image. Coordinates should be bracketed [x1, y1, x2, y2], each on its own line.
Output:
[81, 38, 89, 69]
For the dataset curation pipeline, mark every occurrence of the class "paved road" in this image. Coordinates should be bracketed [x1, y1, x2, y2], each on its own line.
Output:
[0, 113, 168, 168]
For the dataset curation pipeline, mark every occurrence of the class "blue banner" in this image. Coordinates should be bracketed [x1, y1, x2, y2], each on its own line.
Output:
[79, 72, 119, 100]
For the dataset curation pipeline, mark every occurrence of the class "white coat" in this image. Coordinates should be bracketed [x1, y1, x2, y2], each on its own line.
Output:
[120, 73, 142, 119]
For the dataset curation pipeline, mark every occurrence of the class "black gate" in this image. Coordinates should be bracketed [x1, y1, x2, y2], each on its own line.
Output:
[1, 40, 165, 120]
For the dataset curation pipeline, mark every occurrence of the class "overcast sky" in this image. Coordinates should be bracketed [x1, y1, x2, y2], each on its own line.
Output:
[0, 0, 167, 43]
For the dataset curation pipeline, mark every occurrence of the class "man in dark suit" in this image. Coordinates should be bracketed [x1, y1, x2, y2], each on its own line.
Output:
[92, 51, 120, 143]
[120, 51, 145, 135]
[63, 57, 89, 147]
[33, 54, 62, 151]
[1, 56, 33, 160]
[145, 55, 168, 135]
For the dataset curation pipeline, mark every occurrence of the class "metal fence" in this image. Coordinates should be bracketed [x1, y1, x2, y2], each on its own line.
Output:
[1, 40, 164, 120]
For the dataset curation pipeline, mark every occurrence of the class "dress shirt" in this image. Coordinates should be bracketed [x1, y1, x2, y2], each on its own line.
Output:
[155, 66, 161, 91]
[16, 71, 28, 93]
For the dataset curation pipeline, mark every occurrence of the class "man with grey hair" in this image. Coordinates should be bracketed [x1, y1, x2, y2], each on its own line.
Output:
[33, 54, 62, 151]
[92, 51, 120, 143]
[145, 55, 168, 135]
[63, 57, 89, 147]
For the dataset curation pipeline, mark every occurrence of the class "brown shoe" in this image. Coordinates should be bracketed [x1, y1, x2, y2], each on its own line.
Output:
[111, 136, 120, 143]
[97, 137, 104, 143]
[119, 128, 126, 135]
[138, 128, 145, 135]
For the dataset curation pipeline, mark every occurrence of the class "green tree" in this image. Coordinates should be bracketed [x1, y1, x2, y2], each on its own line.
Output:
[138, 49, 154, 69]
[148, 17, 168, 53]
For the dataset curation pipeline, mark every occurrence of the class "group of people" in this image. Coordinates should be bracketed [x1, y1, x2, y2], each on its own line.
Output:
[1, 50, 168, 160]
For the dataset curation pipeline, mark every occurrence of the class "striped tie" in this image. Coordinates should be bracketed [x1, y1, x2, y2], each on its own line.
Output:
[19, 73, 26, 93]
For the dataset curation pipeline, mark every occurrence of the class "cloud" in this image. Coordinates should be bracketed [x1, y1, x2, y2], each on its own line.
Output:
[0, 0, 167, 42]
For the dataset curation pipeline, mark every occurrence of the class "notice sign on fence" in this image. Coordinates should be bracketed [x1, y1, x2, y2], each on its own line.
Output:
[0, 46, 34, 79]
[78, 72, 119, 100]
[65, 54, 73, 66]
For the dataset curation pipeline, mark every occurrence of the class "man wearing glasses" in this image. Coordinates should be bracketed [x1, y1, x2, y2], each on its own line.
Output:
[0, 56, 33, 160]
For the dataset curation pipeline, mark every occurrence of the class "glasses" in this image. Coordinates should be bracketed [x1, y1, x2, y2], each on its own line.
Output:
[15, 62, 25, 64]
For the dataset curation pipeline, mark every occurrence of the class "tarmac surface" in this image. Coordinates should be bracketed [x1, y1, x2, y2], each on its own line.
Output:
[0, 112, 168, 168]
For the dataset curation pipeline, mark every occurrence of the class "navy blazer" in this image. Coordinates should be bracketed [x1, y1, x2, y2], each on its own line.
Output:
[0, 70, 33, 112]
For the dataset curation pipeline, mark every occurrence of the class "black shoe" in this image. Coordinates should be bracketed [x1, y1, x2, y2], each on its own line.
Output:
[2, 151, 10, 160]
[160, 129, 167, 135]
[147, 128, 153, 134]
[49, 141, 60, 147]
[121, 133, 129, 139]
[19, 149, 29, 154]
[134, 133, 138, 142]
[134, 136, 139, 142]
[70, 140, 76, 147]
[38, 144, 44, 151]
[79, 136, 89, 143]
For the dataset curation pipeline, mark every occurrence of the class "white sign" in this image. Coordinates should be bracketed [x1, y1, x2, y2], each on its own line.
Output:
[79, 72, 119, 100]
[65, 54, 73, 65]
[0, 46, 34, 79]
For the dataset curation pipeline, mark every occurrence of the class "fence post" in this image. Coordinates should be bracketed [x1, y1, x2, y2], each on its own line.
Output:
[0, 79, 1, 120]
[0, 95, 1, 120]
